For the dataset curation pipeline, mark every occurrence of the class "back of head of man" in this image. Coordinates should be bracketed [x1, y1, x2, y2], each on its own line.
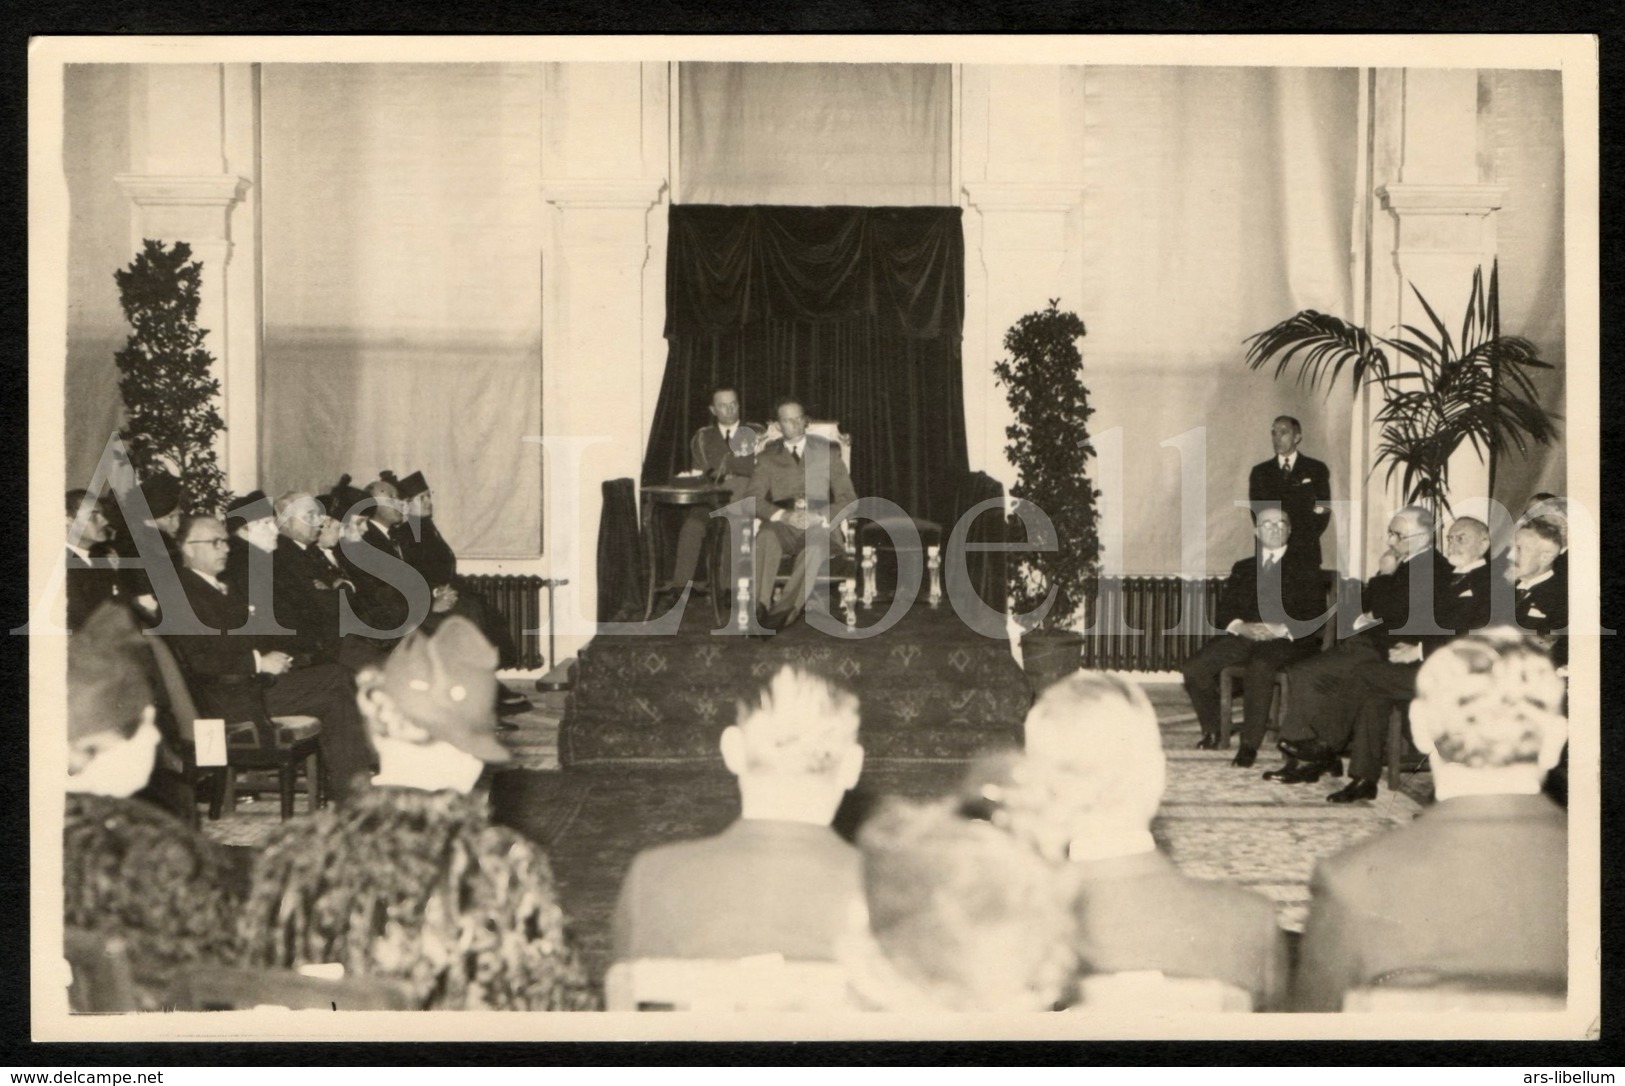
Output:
[720, 665, 863, 826]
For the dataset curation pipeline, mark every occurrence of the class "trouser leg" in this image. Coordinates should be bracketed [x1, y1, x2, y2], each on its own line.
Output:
[1344, 660, 1420, 781]
[1180, 635, 1252, 739]
[1239, 639, 1316, 750]
[670, 508, 709, 588]
[1276, 635, 1382, 744]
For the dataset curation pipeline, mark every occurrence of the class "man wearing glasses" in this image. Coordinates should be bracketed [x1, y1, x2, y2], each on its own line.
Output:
[165, 512, 375, 804]
[1262, 506, 1454, 801]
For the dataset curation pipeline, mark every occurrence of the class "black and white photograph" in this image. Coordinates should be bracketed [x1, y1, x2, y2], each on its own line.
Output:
[26, 34, 1600, 1044]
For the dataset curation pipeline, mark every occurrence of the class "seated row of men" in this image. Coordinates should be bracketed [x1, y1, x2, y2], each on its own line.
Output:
[1182, 496, 1570, 803]
[65, 599, 1566, 1012]
[64, 469, 524, 807]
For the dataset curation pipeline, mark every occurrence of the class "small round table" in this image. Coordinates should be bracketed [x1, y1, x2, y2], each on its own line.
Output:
[641, 481, 736, 624]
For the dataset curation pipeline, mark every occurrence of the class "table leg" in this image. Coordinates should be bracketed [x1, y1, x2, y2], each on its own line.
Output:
[642, 491, 658, 621]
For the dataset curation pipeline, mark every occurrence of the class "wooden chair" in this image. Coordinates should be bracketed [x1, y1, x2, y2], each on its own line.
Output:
[64, 928, 138, 1013]
[219, 714, 325, 821]
[604, 956, 850, 1012]
[1343, 970, 1565, 1012]
[1073, 970, 1254, 1013]
[164, 965, 415, 1011]
[747, 420, 859, 614]
[1217, 572, 1344, 748]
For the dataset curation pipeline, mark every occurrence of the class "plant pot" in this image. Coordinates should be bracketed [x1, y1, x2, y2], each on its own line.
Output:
[1020, 629, 1085, 697]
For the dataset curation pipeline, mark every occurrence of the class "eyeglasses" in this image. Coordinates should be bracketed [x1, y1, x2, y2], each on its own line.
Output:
[1386, 529, 1427, 541]
[185, 537, 231, 548]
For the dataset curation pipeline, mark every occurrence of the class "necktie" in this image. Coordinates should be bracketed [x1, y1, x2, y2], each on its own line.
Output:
[792, 445, 802, 465]
[1262, 555, 1277, 575]
[1281, 457, 1292, 477]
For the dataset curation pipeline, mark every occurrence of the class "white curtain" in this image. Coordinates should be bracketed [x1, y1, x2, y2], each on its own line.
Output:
[679, 62, 951, 206]
[260, 63, 544, 556]
[1080, 67, 1360, 574]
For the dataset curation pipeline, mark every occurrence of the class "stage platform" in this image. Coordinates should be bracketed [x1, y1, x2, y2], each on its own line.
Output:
[558, 597, 1030, 766]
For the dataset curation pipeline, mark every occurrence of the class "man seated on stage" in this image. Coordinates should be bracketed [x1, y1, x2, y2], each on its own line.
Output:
[1322, 516, 1496, 804]
[1180, 508, 1327, 767]
[1265, 505, 1454, 795]
[240, 617, 596, 1011]
[745, 397, 858, 631]
[167, 509, 375, 804]
[662, 386, 757, 598]
[611, 666, 866, 965]
[66, 488, 120, 632]
[1293, 627, 1568, 1011]
[977, 672, 1288, 1011]
[1508, 515, 1569, 668]
[1248, 416, 1332, 565]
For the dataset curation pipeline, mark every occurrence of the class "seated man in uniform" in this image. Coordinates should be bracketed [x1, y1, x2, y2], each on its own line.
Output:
[1293, 627, 1568, 1011]
[662, 386, 757, 597]
[744, 397, 857, 631]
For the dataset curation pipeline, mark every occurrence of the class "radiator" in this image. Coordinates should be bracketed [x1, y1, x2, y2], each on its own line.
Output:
[460, 574, 548, 670]
[1078, 575, 1228, 673]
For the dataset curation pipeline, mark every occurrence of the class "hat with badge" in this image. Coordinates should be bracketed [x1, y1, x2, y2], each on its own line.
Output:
[225, 489, 274, 529]
[381, 616, 509, 763]
[138, 472, 185, 520]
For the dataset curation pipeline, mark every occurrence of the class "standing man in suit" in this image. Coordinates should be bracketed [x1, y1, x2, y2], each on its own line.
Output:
[169, 512, 374, 803]
[1293, 627, 1568, 1011]
[745, 397, 858, 631]
[1248, 416, 1332, 566]
[1266, 505, 1455, 794]
[664, 387, 757, 597]
[1180, 509, 1329, 767]
[1325, 515, 1496, 803]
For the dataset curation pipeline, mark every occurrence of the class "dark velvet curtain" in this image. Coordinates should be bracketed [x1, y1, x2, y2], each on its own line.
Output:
[644, 206, 969, 528]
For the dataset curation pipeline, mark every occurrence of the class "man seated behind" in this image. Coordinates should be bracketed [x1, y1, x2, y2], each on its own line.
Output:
[1180, 508, 1327, 767]
[984, 672, 1289, 1010]
[1293, 627, 1569, 1011]
[64, 604, 243, 1008]
[1326, 515, 1496, 803]
[239, 617, 597, 1011]
[611, 665, 866, 963]
[745, 397, 858, 631]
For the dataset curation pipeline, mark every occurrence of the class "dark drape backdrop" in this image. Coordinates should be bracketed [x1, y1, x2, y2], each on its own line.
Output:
[644, 206, 969, 527]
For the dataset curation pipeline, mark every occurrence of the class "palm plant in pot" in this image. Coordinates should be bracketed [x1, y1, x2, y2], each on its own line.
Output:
[1244, 262, 1559, 522]
[993, 300, 1102, 692]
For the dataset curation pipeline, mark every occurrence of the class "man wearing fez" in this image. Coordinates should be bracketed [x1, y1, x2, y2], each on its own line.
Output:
[1293, 628, 1568, 1011]
[1180, 508, 1328, 767]
[664, 386, 757, 597]
[1266, 505, 1454, 797]
[744, 397, 857, 631]
[168, 505, 375, 804]
[64, 604, 242, 1008]
[1248, 416, 1333, 565]
[240, 617, 596, 1011]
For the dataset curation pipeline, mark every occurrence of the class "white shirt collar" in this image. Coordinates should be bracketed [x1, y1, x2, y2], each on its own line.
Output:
[1452, 557, 1487, 574]
[193, 570, 227, 592]
[1279, 455, 1294, 471]
[66, 542, 91, 562]
[1260, 545, 1287, 564]
[1517, 568, 1556, 591]
[787, 439, 805, 455]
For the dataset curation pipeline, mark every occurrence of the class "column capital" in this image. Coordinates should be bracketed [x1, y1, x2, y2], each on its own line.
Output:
[1378, 182, 1507, 216]
[962, 182, 1081, 213]
[114, 173, 251, 209]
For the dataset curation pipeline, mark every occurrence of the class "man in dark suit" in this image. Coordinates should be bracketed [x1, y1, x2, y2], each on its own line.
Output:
[1293, 628, 1568, 1010]
[1180, 508, 1328, 767]
[65, 488, 120, 632]
[1508, 516, 1569, 667]
[1267, 505, 1455, 795]
[167, 512, 374, 804]
[611, 666, 866, 964]
[1248, 415, 1333, 565]
[1003, 672, 1289, 1010]
[744, 397, 858, 630]
[270, 491, 344, 661]
[1328, 516, 1496, 802]
[665, 387, 757, 595]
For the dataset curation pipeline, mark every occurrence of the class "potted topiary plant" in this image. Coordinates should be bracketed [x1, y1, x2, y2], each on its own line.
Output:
[114, 239, 229, 515]
[993, 299, 1103, 692]
[1244, 262, 1559, 523]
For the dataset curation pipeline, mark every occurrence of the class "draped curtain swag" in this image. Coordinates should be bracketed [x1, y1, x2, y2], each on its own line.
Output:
[646, 206, 969, 528]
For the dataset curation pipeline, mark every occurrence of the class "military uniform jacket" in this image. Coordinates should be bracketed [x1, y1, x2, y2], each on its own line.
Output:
[744, 435, 857, 521]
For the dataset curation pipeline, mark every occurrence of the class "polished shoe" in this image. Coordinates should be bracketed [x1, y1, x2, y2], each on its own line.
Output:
[1231, 744, 1258, 769]
[1195, 734, 1221, 751]
[1327, 777, 1378, 803]
[1261, 757, 1301, 781]
[1278, 736, 1334, 763]
[496, 691, 532, 715]
[1276, 757, 1344, 784]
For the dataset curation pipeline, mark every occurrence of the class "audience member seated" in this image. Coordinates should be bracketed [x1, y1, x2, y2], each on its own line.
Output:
[839, 798, 1077, 1011]
[611, 666, 865, 964]
[238, 617, 597, 1011]
[64, 604, 243, 1009]
[663, 386, 757, 597]
[1327, 516, 1496, 801]
[165, 511, 374, 805]
[65, 488, 120, 632]
[1180, 508, 1327, 766]
[986, 672, 1288, 1011]
[744, 397, 858, 631]
[1293, 627, 1569, 1011]
[1267, 505, 1454, 796]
